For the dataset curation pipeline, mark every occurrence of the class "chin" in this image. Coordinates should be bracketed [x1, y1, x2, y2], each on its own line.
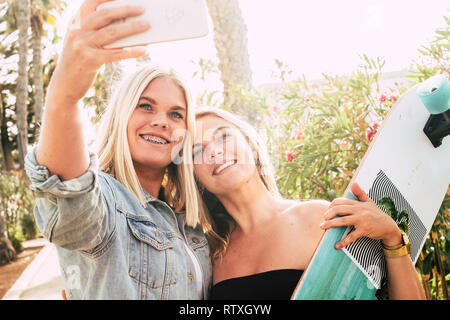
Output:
[133, 156, 173, 171]
[212, 176, 250, 195]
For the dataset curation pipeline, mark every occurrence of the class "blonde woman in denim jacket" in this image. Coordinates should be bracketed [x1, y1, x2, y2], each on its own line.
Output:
[24, 0, 213, 299]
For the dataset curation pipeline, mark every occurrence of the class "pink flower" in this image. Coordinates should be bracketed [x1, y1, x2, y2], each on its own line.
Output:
[272, 105, 280, 113]
[366, 122, 380, 142]
[286, 151, 294, 162]
[366, 128, 374, 142]
[379, 94, 387, 102]
[295, 130, 303, 141]
[389, 95, 397, 102]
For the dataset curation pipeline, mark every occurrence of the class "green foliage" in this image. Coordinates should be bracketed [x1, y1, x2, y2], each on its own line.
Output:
[379, 197, 410, 234]
[191, 58, 223, 107]
[0, 170, 38, 254]
[264, 55, 399, 201]
[408, 15, 449, 83]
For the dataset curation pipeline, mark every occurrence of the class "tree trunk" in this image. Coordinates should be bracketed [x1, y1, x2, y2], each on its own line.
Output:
[0, 204, 16, 266]
[0, 131, 5, 171]
[1, 93, 14, 171]
[16, 0, 31, 169]
[0, 92, 7, 171]
[205, 0, 254, 124]
[31, 12, 44, 140]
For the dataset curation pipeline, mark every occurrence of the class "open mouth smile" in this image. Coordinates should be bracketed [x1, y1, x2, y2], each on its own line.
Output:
[213, 160, 237, 175]
[139, 134, 170, 145]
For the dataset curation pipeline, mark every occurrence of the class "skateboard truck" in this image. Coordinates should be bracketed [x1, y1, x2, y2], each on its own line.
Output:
[417, 75, 450, 148]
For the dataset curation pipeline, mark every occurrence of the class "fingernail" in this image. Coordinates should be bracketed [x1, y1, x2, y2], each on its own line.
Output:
[137, 20, 150, 28]
[136, 47, 148, 55]
[320, 221, 326, 229]
[335, 243, 342, 249]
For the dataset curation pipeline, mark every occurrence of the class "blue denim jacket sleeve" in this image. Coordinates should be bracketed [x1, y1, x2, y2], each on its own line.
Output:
[25, 146, 110, 253]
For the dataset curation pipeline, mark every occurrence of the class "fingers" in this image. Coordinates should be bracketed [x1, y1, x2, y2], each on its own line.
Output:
[80, 0, 116, 21]
[94, 19, 150, 47]
[323, 204, 359, 221]
[335, 229, 364, 250]
[320, 215, 356, 229]
[83, 5, 146, 31]
[350, 182, 372, 202]
[320, 216, 365, 250]
[103, 47, 148, 63]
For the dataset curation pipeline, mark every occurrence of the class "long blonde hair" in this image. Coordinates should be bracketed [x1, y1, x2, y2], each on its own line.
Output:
[95, 64, 201, 227]
[195, 106, 280, 260]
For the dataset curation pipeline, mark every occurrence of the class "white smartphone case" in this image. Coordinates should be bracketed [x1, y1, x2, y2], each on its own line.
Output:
[96, 0, 209, 48]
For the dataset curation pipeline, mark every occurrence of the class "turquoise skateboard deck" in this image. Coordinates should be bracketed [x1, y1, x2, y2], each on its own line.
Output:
[292, 75, 450, 300]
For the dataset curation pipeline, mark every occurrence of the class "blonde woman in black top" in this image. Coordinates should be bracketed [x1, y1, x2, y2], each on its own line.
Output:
[193, 106, 425, 300]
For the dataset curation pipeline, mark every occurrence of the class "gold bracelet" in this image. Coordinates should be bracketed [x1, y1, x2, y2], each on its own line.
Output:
[382, 231, 411, 259]
[382, 242, 403, 250]
[383, 246, 410, 258]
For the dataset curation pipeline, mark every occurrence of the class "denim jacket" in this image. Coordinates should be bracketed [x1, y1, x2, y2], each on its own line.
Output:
[24, 147, 212, 300]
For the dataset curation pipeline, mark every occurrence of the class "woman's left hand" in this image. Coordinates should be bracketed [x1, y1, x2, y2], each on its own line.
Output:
[320, 182, 402, 249]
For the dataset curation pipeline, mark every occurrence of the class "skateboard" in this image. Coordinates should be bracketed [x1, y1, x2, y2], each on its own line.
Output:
[292, 74, 450, 300]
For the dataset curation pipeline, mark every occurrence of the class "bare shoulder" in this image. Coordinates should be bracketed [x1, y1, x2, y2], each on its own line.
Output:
[280, 198, 330, 227]
[303, 199, 331, 224]
[281, 199, 330, 263]
[285, 199, 330, 218]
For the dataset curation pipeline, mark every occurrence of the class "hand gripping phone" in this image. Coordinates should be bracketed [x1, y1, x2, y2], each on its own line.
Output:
[96, 0, 209, 48]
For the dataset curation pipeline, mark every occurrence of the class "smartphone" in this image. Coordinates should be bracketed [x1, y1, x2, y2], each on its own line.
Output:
[96, 0, 209, 48]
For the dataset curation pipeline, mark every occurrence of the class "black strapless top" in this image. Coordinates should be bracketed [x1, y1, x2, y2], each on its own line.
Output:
[210, 269, 303, 300]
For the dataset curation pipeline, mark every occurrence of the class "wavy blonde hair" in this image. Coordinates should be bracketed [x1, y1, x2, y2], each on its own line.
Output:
[95, 64, 203, 228]
[195, 106, 280, 260]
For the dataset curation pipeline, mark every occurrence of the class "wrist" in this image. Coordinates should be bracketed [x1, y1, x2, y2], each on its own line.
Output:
[381, 227, 402, 248]
[46, 72, 82, 107]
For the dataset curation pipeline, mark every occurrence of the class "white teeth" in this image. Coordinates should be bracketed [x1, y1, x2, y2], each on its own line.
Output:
[214, 160, 235, 175]
[141, 135, 169, 144]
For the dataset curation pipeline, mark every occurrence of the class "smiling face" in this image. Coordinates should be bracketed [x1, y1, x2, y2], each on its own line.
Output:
[193, 115, 259, 195]
[127, 76, 187, 172]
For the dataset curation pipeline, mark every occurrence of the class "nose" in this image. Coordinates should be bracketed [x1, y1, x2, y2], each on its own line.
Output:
[208, 143, 224, 162]
[150, 114, 168, 129]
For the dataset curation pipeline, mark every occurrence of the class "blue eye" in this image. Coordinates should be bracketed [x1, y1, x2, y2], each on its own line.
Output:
[171, 112, 184, 119]
[138, 104, 152, 111]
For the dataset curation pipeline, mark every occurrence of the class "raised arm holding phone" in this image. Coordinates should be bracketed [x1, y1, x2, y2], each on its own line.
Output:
[37, 1, 148, 178]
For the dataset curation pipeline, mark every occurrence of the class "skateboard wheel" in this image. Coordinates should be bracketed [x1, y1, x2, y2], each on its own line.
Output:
[416, 74, 450, 114]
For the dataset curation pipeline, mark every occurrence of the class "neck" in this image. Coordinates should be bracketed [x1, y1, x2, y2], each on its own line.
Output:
[134, 163, 166, 199]
[216, 173, 280, 234]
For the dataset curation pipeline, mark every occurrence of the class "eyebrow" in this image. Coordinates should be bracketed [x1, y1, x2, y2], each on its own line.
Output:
[139, 96, 186, 112]
[193, 126, 231, 149]
[139, 96, 157, 105]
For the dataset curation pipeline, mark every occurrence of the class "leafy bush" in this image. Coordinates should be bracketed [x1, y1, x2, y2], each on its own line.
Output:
[263, 56, 403, 201]
[0, 170, 38, 253]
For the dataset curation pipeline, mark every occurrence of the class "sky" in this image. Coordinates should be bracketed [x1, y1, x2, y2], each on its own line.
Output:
[59, 0, 449, 98]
